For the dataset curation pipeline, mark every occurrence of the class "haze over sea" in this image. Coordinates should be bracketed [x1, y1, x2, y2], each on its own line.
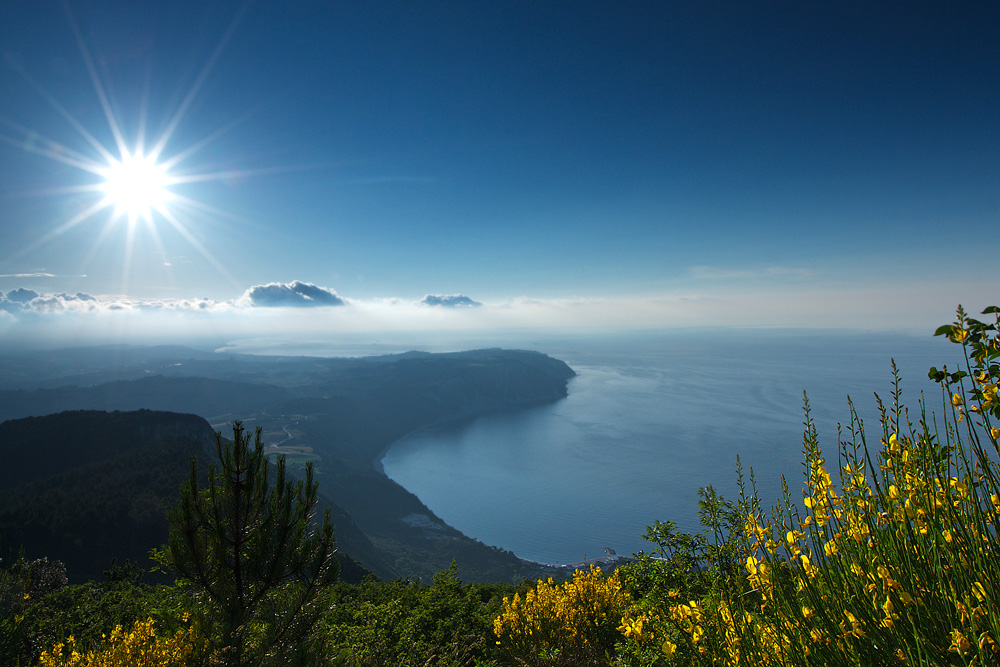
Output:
[367, 330, 963, 565]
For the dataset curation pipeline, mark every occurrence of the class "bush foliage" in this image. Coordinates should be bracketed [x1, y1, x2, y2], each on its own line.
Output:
[493, 565, 627, 665]
[36, 616, 209, 667]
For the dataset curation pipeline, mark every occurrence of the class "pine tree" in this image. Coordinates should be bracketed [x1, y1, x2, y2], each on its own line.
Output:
[164, 422, 337, 666]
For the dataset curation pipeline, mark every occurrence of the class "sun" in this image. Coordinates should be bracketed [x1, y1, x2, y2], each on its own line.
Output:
[98, 150, 175, 223]
[0, 5, 259, 289]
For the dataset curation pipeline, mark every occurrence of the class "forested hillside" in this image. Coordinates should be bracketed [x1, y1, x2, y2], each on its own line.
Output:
[0, 410, 379, 583]
[0, 348, 576, 582]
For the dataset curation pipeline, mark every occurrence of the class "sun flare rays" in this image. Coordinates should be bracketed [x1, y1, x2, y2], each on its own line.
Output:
[0, 5, 253, 291]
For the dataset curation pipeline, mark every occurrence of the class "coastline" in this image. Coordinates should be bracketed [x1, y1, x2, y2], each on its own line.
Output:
[372, 397, 633, 575]
[525, 554, 632, 576]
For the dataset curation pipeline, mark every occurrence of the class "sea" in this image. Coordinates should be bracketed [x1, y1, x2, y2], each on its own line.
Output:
[374, 329, 962, 565]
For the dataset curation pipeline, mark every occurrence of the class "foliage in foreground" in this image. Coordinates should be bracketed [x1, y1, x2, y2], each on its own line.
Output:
[1, 560, 199, 666]
[161, 422, 338, 667]
[4, 565, 515, 667]
[36, 616, 209, 667]
[322, 563, 512, 666]
[493, 566, 628, 665]
[495, 305, 1000, 666]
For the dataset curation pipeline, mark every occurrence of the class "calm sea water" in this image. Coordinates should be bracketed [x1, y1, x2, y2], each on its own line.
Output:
[381, 330, 960, 564]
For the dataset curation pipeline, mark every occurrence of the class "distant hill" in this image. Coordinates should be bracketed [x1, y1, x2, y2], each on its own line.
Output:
[0, 410, 385, 583]
[0, 346, 576, 582]
[0, 376, 293, 424]
[0, 345, 231, 389]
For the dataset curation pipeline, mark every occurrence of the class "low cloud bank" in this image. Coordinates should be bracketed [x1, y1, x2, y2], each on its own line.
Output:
[420, 294, 482, 308]
[1, 278, 994, 351]
[240, 281, 346, 307]
[2, 289, 99, 314]
[0, 289, 221, 315]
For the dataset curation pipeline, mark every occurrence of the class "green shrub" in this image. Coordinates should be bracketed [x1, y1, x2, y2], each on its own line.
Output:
[36, 616, 209, 667]
[493, 565, 628, 666]
[323, 563, 510, 666]
[642, 306, 1000, 666]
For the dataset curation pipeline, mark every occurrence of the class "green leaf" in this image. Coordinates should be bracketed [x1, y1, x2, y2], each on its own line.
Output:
[982, 306, 1000, 314]
[934, 325, 955, 337]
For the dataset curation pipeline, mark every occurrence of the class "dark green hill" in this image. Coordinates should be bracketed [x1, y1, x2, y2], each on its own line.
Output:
[0, 409, 212, 492]
[0, 410, 386, 583]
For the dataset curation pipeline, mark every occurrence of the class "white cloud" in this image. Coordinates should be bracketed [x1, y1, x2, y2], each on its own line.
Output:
[240, 281, 347, 307]
[1, 289, 98, 314]
[0, 272, 55, 278]
[0, 288, 232, 316]
[3, 288, 42, 303]
[420, 294, 482, 308]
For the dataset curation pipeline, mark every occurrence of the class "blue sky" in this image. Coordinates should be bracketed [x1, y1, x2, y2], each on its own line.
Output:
[0, 1, 997, 344]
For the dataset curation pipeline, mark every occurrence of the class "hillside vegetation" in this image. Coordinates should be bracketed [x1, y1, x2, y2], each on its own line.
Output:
[0, 410, 379, 584]
[0, 348, 575, 583]
[2, 306, 997, 665]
